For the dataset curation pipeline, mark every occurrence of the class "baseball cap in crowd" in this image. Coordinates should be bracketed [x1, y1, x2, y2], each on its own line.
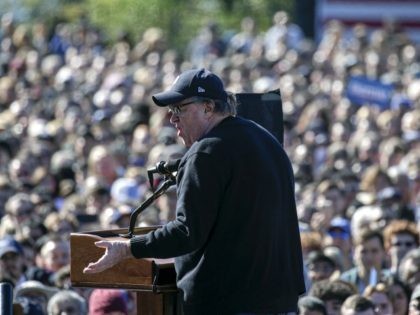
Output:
[327, 217, 351, 240]
[152, 68, 228, 106]
[0, 237, 23, 258]
[89, 289, 128, 315]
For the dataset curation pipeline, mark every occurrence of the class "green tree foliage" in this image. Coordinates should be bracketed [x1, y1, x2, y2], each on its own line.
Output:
[86, 0, 196, 46]
[85, 0, 293, 51]
[5, 0, 294, 52]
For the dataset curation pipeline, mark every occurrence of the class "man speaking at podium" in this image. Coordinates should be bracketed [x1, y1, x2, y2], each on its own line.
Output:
[84, 68, 305, 314]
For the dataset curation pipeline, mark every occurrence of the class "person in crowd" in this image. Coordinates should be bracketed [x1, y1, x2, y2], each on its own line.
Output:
[0, 192, 34, 239]
[83, 68, 305, 314]
[398, 248, 420, 291]
[83, 176, 111, 216]
[306, 250, 337, 284]
[26, 234, 70, 286]
[187, 22, 227, 67]
[383, 219, 419, 275]
[0, 236, 26, 287]
[130, 123, 155, 167]
[341, 228, 391, 293]
[310, 198, 335, 234]
[37, 235, 70, 275]
[359, 166, 393, 200]
[226, 16, 257, 55]
[298, 295, 327, 315]
[322, 217, 353, 272]
[47, 290, 88, 315]
[376, 185, 415, 222]
[316, 180, 347, 219]
[87, 145, 120, 187]
[14, 280, 58, 315]
[341, 294, 376, 315]
[385, 277, 411, 315]
[363, 282, 394, 315]
[7, 152, 38, 193]
[349, 205, 389, 241]
[43, 211, 79, 236]
[264, 10, 304, 52]
[309, 279, 357, 315]
[88, 289, 129, 315]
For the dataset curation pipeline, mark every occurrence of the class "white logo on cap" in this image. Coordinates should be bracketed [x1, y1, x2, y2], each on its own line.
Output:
[198, 87, 205, 93]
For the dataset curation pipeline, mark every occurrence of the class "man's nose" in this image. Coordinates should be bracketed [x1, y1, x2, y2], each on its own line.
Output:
[169, 113, 179, 124]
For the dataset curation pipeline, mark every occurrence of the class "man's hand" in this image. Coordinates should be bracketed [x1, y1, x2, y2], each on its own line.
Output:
[83, 240, 132, 274]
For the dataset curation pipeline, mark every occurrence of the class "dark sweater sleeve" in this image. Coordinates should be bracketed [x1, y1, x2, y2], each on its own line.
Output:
[130, 150, 228, 259]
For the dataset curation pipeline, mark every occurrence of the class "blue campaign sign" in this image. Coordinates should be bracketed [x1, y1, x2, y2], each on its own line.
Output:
[346, 76, 394, 108]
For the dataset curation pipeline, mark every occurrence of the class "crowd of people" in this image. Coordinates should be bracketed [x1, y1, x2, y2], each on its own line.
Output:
[0, 8, 418, 315]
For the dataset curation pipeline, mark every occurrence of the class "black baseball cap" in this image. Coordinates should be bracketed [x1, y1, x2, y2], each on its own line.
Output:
[152, 68, 228, 106]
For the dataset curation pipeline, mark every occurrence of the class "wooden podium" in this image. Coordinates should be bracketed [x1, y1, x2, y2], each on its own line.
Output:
[70, 227, 182, 315]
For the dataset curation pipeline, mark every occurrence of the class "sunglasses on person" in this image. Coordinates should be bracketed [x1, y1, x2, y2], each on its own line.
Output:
[168, 99, 201, 115]
[391, 241, 416, 248]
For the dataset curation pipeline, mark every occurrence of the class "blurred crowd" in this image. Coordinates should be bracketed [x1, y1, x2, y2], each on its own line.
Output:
[0, 9, 419, 315]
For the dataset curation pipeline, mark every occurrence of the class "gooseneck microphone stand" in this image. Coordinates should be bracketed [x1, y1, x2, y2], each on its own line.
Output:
[119, 162, 177, 239]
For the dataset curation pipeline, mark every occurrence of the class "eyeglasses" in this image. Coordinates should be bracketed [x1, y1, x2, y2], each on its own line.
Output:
[391, 241, 416, 247]
[168, 100, 199, 115]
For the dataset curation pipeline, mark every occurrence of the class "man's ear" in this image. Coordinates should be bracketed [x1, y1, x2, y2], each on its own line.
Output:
[204, 101, 214, 113]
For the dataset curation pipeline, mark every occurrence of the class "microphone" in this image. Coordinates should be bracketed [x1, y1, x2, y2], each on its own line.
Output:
[147, 159, 181, 190]
[149, 159, 181, 175]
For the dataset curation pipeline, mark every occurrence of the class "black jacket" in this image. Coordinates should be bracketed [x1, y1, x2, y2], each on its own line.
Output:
[131, 116, 305, 314]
